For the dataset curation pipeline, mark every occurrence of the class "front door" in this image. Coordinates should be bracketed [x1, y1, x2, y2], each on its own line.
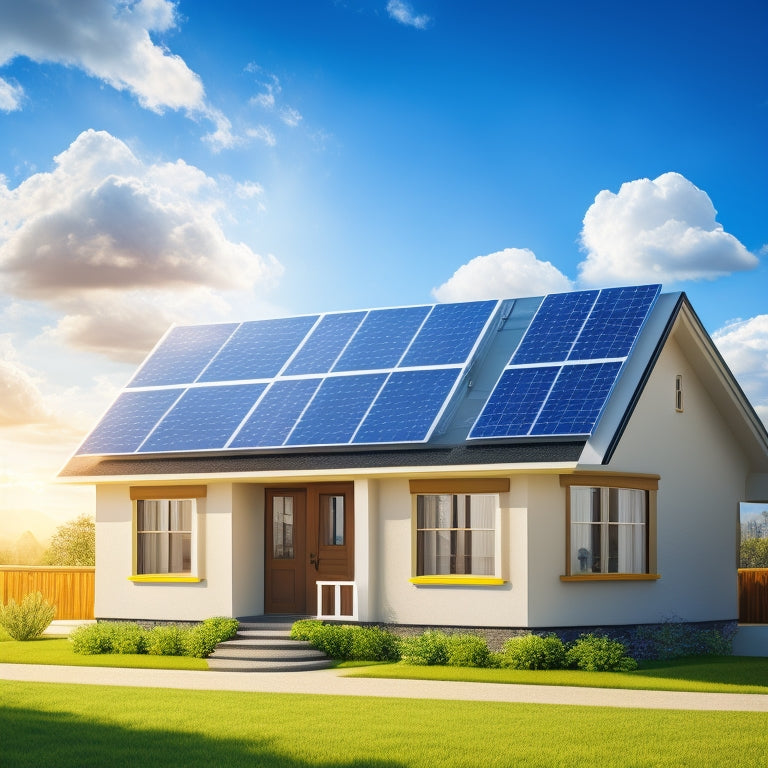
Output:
[265, 483, 354, 615]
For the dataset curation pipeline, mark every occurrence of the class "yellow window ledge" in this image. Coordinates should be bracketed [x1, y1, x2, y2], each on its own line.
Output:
[128, 575, 203, 583]
[410, 576, 506, 586]
[560, 573, 661, 582]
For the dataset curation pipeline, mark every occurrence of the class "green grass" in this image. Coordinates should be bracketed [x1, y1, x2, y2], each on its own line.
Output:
[344, 656, 768, 694]
[0, 637, 208, 670]
[1, 681, 767, 768]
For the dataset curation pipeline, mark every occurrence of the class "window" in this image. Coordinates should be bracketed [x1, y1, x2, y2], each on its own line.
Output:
[415, 494, 497, 577]
[136, 499, 194, 575]
[561, 474, 659, 580]
[675, 374, 684, 412]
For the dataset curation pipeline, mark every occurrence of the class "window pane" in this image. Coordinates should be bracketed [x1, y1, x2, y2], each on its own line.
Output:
[321, 495, 344, 546]
[417, 495, 453, 529]
[273, 496, 294, 559]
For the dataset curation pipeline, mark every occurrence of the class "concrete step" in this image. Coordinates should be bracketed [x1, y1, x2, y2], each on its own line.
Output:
[235, 630, 293, 641]
[210, 645, 327, 661]
[222, 637, 302, 650]
[207, 657, 333, 673]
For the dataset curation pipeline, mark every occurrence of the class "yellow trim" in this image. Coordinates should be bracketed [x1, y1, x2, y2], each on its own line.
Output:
[559, 574, 661, 582]
[409, 478, 510, 494]
[128, 574, 203, 583]
[410, 576, 506, 586]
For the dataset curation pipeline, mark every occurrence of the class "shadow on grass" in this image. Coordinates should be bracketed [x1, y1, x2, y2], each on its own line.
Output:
[637, 656, 768, 687]
[0, 705, 408, 768]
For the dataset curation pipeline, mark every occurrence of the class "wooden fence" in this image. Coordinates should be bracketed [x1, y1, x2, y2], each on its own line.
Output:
[738, 568, 768, 624]
[0, 566, 95, 620]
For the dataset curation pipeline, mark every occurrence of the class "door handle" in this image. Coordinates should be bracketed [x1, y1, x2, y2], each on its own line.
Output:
[309, 553, 319, 571]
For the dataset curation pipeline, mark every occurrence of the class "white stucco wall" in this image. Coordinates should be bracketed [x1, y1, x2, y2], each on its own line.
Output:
[527, 335, 744, 627]
[231, 483, 264, 618]
[95, 483, 238, 621]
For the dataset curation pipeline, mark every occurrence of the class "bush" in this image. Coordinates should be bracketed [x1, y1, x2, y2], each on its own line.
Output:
[146, 625, 186, 656]
[183, 617, 240, 658]
[110, 623, 147, 654]
[290, 619, 324, 642]
[566, 633, 638, 672]
[71, 623, 117, 655]
[399, 630, 450, 666]
[0, 592, 56, 640]
[349, 626, 401, 662]
[499, 633, 567, 670]
[446, 633, 491, 668]
[291, 621, 401, 661]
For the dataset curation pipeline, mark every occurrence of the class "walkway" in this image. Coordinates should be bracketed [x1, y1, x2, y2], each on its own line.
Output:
[1, 663, 767, 712]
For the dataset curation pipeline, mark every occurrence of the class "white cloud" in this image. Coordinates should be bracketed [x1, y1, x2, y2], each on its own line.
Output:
[0, 0, 233, 146]
[0, 75, 23, 111]
[248, 68, 303, 133]
[432, 248, 574, 302]
[0, 337, 50, 427]
[386, 0, 431, 29]
[578, 172, 758, 286]
[713, 315, 768, 427]
[0, 129, 283, 359]
[246, 125, 277, 147]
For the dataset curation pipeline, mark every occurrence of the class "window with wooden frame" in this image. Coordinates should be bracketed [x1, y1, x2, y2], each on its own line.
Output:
[560, 474, 659, 581]
[129, 486, 206, 582]
[408, 479, 508, 585]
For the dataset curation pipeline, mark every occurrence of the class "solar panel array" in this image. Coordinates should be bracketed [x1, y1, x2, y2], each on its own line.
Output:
[468, 285, 661, 440]
[77, 300, 500, 455]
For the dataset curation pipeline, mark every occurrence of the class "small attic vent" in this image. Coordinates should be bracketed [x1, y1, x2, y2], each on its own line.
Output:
[675, 375, 684, 412]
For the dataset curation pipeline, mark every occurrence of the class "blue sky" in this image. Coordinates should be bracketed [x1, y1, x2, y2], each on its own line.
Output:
[0, 0, 766, 539]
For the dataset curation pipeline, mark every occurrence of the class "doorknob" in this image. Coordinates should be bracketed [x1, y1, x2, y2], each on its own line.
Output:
[309, 553, 319, 571]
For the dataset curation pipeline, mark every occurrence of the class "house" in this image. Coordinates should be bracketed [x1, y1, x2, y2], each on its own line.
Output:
[58, 285, 768, 636]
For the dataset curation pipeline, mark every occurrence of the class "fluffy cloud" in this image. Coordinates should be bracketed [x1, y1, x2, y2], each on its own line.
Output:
[386, 0, 431, 29]
[0, 337, 50, 427]
[0, 0, 233, 147]
[713, 315, 768, 426]
[0, 76, 23, 111]
[578, 172, 757, 286]
[432, 248, 574, 302]
[0, 130, 282, 360]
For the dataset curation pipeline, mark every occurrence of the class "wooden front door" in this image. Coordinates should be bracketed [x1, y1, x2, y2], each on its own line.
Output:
[265, 483, 354, 615]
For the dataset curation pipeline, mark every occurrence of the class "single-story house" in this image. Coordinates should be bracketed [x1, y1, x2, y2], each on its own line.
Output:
[59, 285, 768, 634]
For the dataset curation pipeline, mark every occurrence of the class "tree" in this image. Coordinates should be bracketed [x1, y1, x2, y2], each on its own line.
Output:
[740, 536, 768, 568]
[41, 514, 95, 566]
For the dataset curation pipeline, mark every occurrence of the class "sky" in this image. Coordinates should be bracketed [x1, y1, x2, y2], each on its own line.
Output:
[0, 0, 766, 542]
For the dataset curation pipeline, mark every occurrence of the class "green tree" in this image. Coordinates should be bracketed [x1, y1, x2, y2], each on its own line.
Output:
[42, 514, 95, 566]
[740, 536, 768, 568]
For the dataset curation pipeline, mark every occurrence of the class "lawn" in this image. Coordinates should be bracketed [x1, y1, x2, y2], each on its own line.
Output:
[1, 680, 767, 768]
[345, 656, 768, 695]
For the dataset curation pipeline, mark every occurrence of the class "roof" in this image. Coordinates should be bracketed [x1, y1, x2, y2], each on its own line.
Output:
[58, 284, 768, 480]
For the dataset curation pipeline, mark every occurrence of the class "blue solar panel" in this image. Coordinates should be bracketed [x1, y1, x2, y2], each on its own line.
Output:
[284, 311, 365, 375]
[511, 291, 597, 364]
[468, 366, 559, 439]
[229, 378, 320, 448]
[333, 306, 430, 371]
[569, 284, 661, 361]
[198, 315, 318, 382]
[139, 384, 266, 453]
[77, 389, 183, 455]
[286, 374, 387, 445]
[353, 368, 461, 444]
[128, 324, 237, 387]
[399, 301, 498, 367]
[531, 362, 622, 435]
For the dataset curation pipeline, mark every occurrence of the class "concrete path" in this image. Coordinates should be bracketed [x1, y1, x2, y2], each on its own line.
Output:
[2, 663, 768, 712]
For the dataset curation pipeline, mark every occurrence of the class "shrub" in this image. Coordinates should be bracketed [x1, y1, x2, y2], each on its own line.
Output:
[446, 633, 491, 668]
[349, 626, 401, 662]
[110, 623, 147, 654]
[291, 621, 401, 661]
[0, 592, 56, 641]
[146, 625, 186, 656]
[399, 630, 450, 666]
[290, 619, 324, 642]
[499, 633, 567, 670]
[183, 617, 239, 658]
[71, 623, 117, 655]
[566, 633, 638, 672]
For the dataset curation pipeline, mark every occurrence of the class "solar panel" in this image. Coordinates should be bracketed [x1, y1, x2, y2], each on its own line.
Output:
[77, 389, 184, 455]
[198, 316, 318, 382]
[229, 378, 320, 448]
[283, 311, 366, 375]
[333, 306, 431, 371]
[140, 384, 266, 453]
[128, 324, 237, 387]
[286, 373, 387, 446]
[353, 368, 461, 444]
[399, 300, 498, 367]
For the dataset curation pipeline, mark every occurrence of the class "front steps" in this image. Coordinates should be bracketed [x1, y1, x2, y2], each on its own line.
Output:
[207, 617, 333, 672]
